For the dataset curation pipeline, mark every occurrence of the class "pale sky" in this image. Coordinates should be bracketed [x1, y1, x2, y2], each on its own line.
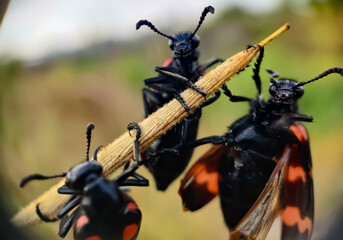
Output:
[0, 0, 282, 62]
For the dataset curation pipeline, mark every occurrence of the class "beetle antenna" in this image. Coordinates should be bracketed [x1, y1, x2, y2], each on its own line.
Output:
[266, 69, 279, 84]
[296, 67, 343, 87]
[136, 20, 174, 40]
[20, 172, 67, 188]
[86, 123, 95, 161]
[189, 6, 215, 40]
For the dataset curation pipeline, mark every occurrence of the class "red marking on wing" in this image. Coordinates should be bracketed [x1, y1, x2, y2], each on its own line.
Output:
[76, 215, 89, 228]
[281, 124, 314, 240]
[122, 224, 138, 240]
[126, 202, 138, 211]
[288, 166, 306, 183]
[229, 146, 292, 240]
[282, 206, 313, 234]
[195, 168, 218, 194]
[86, 236, 101, 240]
[230, 124, 313, 240]
[162, 57, 173, 67]
[179, 145, 225, 211]
[289, 125, 308, 143]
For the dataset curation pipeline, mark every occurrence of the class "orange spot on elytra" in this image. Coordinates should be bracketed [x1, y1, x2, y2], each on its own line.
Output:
[86, 236, 101, 240]
[126, 202, 138, 211]
[195, 167, 218, 194]
[290, 125, 308, 143]
[162, 57, 173, 67]
[288, 166, 306, 183]
[282, 206, 312, 234]
[76, 215, 89, 228]
[123, 224, 138, 240]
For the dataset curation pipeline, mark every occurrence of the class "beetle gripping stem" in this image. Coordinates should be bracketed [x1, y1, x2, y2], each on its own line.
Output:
[12, 23, 290, 227]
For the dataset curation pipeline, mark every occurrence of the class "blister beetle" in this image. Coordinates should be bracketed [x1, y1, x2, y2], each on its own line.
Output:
[179, 46, 343, 239]
[20, 122, 148, 240]
[136, 6, 223, 190]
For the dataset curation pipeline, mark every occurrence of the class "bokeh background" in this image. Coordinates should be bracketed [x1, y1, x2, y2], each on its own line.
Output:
[1, 0, 343, 239]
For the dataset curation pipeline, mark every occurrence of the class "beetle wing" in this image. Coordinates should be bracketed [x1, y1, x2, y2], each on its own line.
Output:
[281, 124, 313, 240]
[121, 199, 142, 240]
[178, 144, 226, 211]
[229, 124, 313, 240]
[229, 146, 291, 240]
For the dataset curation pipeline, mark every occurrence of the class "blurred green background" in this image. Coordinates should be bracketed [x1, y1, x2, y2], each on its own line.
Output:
[1, 0, 343, 239]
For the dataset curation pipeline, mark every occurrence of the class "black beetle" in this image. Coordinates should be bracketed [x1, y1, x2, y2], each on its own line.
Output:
[136, 6, 223, 190]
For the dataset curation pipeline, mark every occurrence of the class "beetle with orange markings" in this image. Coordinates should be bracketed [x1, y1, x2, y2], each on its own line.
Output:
[20, 122, 149, 240]
[178, 46, 343, 239]
[136, 6, 222, 191]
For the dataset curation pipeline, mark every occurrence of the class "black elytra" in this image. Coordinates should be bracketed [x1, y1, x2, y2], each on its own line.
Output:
[179, 46, 343, 239]
[136, 6, 223, 190]
[20, 122, 149, 240]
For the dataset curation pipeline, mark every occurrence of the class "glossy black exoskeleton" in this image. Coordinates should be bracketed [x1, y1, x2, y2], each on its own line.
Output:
[20, 122, 148, 240]
[179, 46, 343, 239]
[136, 6, 223, 190]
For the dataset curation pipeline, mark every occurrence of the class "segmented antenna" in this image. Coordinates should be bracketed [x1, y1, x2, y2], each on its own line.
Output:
[266, 69, 279, 83]
[189, 6, 215, 40]
[136, 20, 174, 40]
[19, 123, 96, 188]
[20, 173, 67, 188]
[86, 123, 95, 161]
[296, 67, 343, 87]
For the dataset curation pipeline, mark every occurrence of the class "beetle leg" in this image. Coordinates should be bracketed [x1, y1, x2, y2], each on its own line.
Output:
[57, 185, 81, 195]
[127, 122, 142, 166]
[144, 75, 170, 85]
[146, 118, 191, 157]
[222, 84, 251, 102]
[155, 66, 180, 74]
[183, 135, 226, 149]
[252, 46, 264, 95]
[174, 93, 190, 112]
[119, 171, 149, 187]
[36, 204, 58, 222]
[202, 90, 221, 107]
[57, 195, 82, 219]
[144, 83, 191, 112]
[92, 145, 104, 161]
[116, 123, 146, 184]
[58, 209, 79, 238]
[156, 67, 207, 97]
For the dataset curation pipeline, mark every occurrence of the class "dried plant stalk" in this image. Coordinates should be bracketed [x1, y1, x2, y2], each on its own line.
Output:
[12, 23, 289, 227]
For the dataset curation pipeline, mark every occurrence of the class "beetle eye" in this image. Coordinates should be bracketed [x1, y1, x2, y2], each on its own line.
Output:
[168, 39, 174, 50]
[191, 35, 200, 49]
[269, 85, 277, 96]
[294, 86, 304, 99]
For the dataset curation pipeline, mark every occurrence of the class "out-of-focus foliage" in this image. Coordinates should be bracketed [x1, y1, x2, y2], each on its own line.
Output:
[310, 0, 343, 8]
[1, 2, 343, 240]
